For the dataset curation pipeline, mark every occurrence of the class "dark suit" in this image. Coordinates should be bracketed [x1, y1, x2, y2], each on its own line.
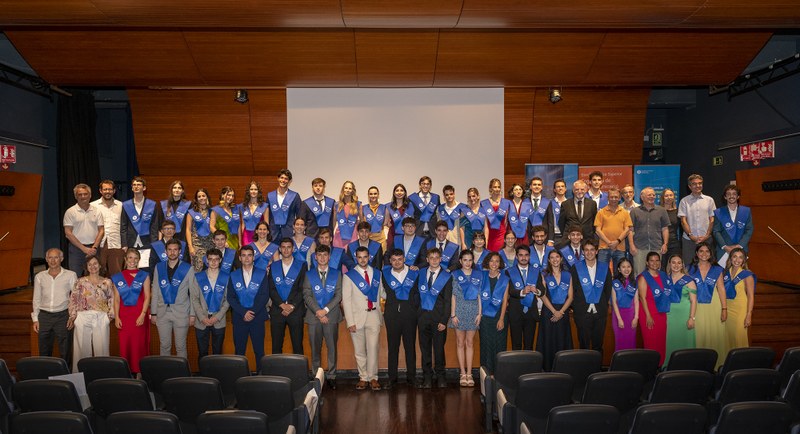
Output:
[381, 266, 420, 383]
[267, 190, 318, 240]
[542, 199, 563, 245]
[226, 267, 270, 371]
[506, 265, 541, 351]
[268, 260, 307, 355]
[558, 197, 598, 241]
[120, 198, 163, 250]
[417, 268, 452, 380]
[302, 267, 343, 378]
[570, 261, 612, 356]
[344, 240, 384, 271]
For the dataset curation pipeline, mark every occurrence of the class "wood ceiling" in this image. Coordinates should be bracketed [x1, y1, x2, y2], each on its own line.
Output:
[1, 0, 789, 88]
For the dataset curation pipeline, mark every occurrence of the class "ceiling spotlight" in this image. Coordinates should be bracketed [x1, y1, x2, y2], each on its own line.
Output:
[234, 89, 249, 104]
[549, 88, 562, 104]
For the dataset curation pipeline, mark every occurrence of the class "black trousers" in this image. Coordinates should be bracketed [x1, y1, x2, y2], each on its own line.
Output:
[508, 310, 538, 351]
[195, 325, 226, 365]
[38, 309, 71, 362]
[384, 301, 418, 381]
[417, 311, 446, 377]
[271, 311, 305, 355]
[574, 312, 607, 357]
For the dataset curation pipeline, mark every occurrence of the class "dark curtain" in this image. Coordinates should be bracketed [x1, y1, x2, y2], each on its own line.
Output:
[57, 90, 101, 265]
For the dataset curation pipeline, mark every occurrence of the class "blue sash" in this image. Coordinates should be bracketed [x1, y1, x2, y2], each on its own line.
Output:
[187, 209, 211, 237]
[123, 199, 156, 236]
[335, 201, 361, 241]
[574, 261, 609, 304]
[669, 275, 693, 303]
[311, 247, 344, 271]
[305, 196, 334, 227]
[241, 202, 268, 231]
[552, 200, 562, 226]
[395, 235, 424, 266]
[612, 278, 637, 309]
[408, 193, 439, 223]
[530, 197, 550, 226]
[508, 201, 533, 239]
[453, 269, 482, 301]
[346, 268, 381, 302]
[560, 246, 583, 268]
[348, 240, 381, 264]
[481, 198, 511, 230]
[507, 266, 540, 309]
[426, 239, 459, 268]
[480, 271, 509, 317]
[418, 268, 451, 311]
[473, 249, 489, 271]
[363, 203, 386, 233]
[196, 270, 229, 313]
[204, 248, 237, 271]
[530, 246, 554, 272]
[112, 271, 148, 307]
[437, 203, 463, 231]
[161, 200, 191, 233]
[212, 205, 241, 234]
[544, 271, 571, 305]
[586, 191, 609, 209]
[271, 260, 302, 301]
[714, 206, 751, 245]
[268, 190, 297, 226]
[464, 207, 487, 231]
[230, 267, 266, 309]
[640, 271, 672, 313]
[152, 240, 187, 263]
[689, 265, 723, 304]
[498, 249, 517, 269]
[156, 262, 191, 304]
[293, 236, 314, 263]
[388, 205, 415, 235]
[307, 268, 338, 307]
[251, 242, 278, 270]
[724, 269, 755, 300]
[382, 266, 419, 301]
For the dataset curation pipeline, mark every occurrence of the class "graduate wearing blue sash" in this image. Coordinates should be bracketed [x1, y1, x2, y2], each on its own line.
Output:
[664, 255, 698, 365]
[346, 224, 384, 271]
[381, 250, 420, 388]
[722, 248, 755, 350]
[481, 191, 512, 252]
[416, 248, 453, 388]
[478, 252, 510, 374]
[586, 191, 609, 209]
[559, 244, 584, 269]
[161, 196, 192, 241]
[461, 199, 487, 249]
[268, 170, 318, 240]
[536, 249, 574, 371]
[187, 209, 211, 238]
[506, 246, 542, 351]
[226, 246, 269, 371]
[362, 202, 386, 234]
[121, 178, 162, 250]
[112, 271, 148, 307]
[151, 239, 195, 359]
[638, 252, 671, 365]
[210, 187, 241, 249]
[203, 234, 240, 272]
[190, 250, 230, 364]
[687, 244, 729, 368]
[426, 221, 460, 270]
[570, 241, 612, 356]
[269, 239, 308, 355]
[292, 234, 315, 264]
[408, 177, 440, 236]
[712, 186, 754, 259]
[529, 233, 554, 273]
[148, 221, 189, 272]
[393, 217, 427, 268]
[437, 201, 463, 232]
[310, 245, 345, 272]
[333, 197, 361, 245]
[611, 260, 639, 353]
[240, 198, 268, 246]
[302, 245, 343, 386]
[305, 194, 335, 232]
[251, 241, 278, 270]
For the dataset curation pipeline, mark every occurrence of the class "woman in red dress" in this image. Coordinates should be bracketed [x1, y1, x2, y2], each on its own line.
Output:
[111, 249, 151, 374]
[637, 251, 670, 366]
[481, 178, 512, 252]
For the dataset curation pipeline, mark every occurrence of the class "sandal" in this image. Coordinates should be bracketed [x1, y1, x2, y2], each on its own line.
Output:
[459, 374, 469, 387]
[467, 375, 475, 387]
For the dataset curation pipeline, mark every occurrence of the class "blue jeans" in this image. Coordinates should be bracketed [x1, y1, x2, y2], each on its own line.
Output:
[598, 249, 626, 271]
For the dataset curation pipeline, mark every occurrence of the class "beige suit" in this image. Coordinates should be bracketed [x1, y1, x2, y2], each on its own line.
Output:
[342, 265, 382, 382]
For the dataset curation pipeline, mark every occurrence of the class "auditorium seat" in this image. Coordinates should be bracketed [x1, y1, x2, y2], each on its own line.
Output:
[0, 359, 15, 403]
[139, 356, 191, 409]
[665, 349, 718, 374]
[235, 376, 311, 434]
[710, 401, 793, 434]
[162, 377, 225, 434]
[15, 356, 69, 381]
[196, 410, 268, 434]
[199, 355, 251, 408]
[259, 355, 321, 405]
[78, 357, 132, 385]
[581, 371, 643, 432]
[628, 403, 706, 434]
[715, 347, 776, 390]
[608, 349, 660, 398]
[12, 379, 84, 413]
[106, 411, 181, 434]
[780, 370, 800, 424]
[11, 411, 93, 434]
[647, 370, 714, 405]
[541, 404, 619, 434]
[776, 347, 800, 394]
[496, 372, 572, 434]
[551, 349, 602, 403]
[478, 351, 543, 432]
[87, 378, 155, 433]
[709, 368, 781, 422]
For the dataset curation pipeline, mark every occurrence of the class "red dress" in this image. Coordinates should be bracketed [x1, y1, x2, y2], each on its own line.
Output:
[640, 273, 667, 366]
[118, 269, 150, 373]
[487, 204, 507, 252]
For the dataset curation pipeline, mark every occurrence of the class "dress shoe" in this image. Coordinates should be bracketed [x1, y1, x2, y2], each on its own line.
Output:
[384, 380, 397, 390]
[326, 378, 337, 390]
[418, 376, 432, 389]
[437, 376, 447, 388]
[370, 379, 382, 391]
[356, 380, 368, 390]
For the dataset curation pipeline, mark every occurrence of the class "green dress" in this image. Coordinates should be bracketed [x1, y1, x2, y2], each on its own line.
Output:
[664, 284, 696, 364]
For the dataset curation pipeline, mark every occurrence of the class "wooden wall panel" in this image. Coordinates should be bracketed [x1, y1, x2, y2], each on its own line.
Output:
[0, 172, 41, 290]
[354, 30, 439, 86]
[682, 0, 800, 27]
[503, 89, 535, 187]
[341, 0, 462, 27]
[249, 90, 289, 175]
[0, 0, 109, 25]
[737, 163, 800, 206]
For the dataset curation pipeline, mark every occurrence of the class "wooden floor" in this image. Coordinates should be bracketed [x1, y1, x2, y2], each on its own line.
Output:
[318, 380, 485, 434]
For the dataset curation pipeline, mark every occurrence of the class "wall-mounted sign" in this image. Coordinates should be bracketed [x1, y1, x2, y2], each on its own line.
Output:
[740, 140, 775, 162]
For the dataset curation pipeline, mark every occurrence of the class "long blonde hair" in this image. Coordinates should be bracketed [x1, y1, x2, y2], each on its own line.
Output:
[337, 181, 359, 214]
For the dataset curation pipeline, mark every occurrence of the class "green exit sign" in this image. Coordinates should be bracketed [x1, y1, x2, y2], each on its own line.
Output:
[713, 156, 723, 166]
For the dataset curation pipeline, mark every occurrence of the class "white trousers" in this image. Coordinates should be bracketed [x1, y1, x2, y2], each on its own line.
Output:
[350, 311, 382, 381]
[72, 310, 111, 372]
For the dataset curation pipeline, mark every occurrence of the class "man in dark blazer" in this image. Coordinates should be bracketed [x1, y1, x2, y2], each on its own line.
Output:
[267, 169, 318, 240]
[226, 245, 270, 372]
[505, 245, 542, 351]
[558, 179, 598, 241]
[569, 239, 613, 357]
[268, 237, 307, 355]
[120, 176, 163, 261]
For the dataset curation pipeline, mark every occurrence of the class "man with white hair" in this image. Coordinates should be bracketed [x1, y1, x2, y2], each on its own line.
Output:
[557, 180, 598, 241]
[63, 183, 104, 273]
[628, 187, 670, 274]
[32, 248, 77, 361]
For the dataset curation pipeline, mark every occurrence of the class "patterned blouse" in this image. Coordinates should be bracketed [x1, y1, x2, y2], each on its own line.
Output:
[68, 276, 115, 319]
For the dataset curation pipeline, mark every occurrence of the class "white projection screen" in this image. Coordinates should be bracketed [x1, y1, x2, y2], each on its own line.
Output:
[286, 88, 504, 204]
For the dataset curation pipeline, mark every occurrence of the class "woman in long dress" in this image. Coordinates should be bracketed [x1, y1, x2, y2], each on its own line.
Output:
[459, 187, 488, 250]
[111, 249, 151, 374]
[186, 188, 214, 271]
[537, 249, 574, 371]
[69, 256, 114, 372]
[664, 254, 697, 364]
[363, 186, 387, 250]
[385, 183, 410, 250]
[481, 178, 511, 252]
[210, 186, 241, 250]
[478, 252, 509, 374]
[449, 250, 482, 387]
[240, 180, 268, 246]
[688, 242, 728, 368]
[638, 251, 671, 366]
[723, 247, 755, 349]
[610, 258, 639, 352]
[333, 181, 361, 249]
[507, 183, 531, 247]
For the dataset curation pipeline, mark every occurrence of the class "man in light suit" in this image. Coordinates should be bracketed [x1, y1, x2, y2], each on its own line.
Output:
[302, 244, 343, 390]
[558, 180, 598, 241]
[189, 248, 230, 365]
[342, 246, 383, 391]
[151, 239, 195, 358]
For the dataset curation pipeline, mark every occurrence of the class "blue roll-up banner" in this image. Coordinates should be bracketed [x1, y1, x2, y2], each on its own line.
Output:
[633, 165, 681, 205]
[525, 164, 580, 199]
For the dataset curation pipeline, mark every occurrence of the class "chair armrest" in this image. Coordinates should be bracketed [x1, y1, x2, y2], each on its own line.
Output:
[496, 389, 517, 434]
[520, 422, 531, 434]
[313, 368, 324, 394]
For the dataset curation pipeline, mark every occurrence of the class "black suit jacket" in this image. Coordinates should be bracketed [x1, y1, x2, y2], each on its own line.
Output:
[506, 266, 542, 322]
[268, 261, 308, 320]
[120, 199, 164, 249]
[569, 262, 612, 318]
[558, 198, 598, 241]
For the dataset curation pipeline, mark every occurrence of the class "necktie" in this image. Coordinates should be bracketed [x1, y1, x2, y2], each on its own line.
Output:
[439, 242, 444, 251]
[320, 270, 327, 283]
[533, 198, 539, 210]
[575, 248, 580, 259]
[423, 194, 429, 205]
[521, 267, 528, 283]
[428, 270, 435, 288]
[317, 199, 323, 210]
[577, 199, 583, 219]
[364, 270, 373, 309]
